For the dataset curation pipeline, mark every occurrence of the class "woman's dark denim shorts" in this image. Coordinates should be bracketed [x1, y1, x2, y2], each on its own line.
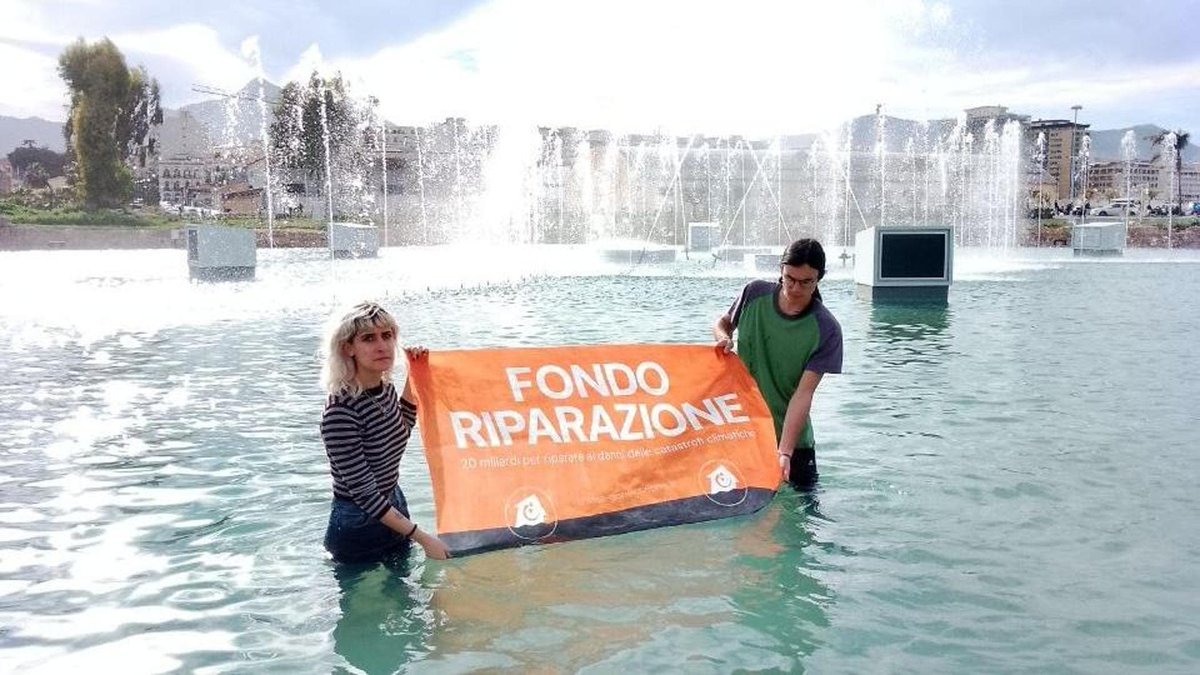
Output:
[324, 485, 411, 564]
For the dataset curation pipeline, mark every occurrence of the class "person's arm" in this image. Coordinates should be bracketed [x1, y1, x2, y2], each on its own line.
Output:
[713, 314, 735, 353]
[323, 404, 393, 519]
[323, 399, 451, 560]
[380, 507, 451, 560]
[715, 284, 755, 353]
[776, 370, 824, 480]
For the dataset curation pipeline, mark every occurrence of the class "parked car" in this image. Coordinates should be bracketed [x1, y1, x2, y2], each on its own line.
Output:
[1149, 203, 1185, 217]
[1089, 199, 1139, 217]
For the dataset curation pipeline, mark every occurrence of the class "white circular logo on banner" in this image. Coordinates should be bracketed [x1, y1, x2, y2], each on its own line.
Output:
[504, 487, 558, 541]
[698, 460, 748, 507]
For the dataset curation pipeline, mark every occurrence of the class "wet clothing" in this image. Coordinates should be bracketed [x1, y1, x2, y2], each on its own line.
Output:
[726, 279, 843, 457]
[321, 382, 417, 562]
[788, 447, 819, 489]
[325, 485, 412, 563]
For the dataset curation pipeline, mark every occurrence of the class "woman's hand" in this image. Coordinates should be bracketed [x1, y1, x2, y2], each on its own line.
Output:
[414, 529, 452, 560]
[715, 336, 734, 354]
[404, 345, 428, 361]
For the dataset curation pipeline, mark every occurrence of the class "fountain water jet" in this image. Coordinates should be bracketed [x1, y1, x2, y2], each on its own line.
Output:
[1164, 131, 1178, 250]
[1121, 130, 1137, 231]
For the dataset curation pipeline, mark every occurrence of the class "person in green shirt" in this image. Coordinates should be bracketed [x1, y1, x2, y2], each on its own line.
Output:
[713, 239, 843, 488]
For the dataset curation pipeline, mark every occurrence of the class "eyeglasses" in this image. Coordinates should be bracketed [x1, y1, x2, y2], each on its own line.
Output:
[781, 273, 817, 289]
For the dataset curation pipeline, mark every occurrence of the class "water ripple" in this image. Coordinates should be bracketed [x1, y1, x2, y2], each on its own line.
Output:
[1, 250, 1198, 671]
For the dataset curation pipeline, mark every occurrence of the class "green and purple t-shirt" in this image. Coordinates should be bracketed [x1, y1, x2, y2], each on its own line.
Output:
[726, 280, 843, 450]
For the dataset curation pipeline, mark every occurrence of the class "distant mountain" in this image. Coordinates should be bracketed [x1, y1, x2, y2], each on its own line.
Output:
[1086, 124, 1198, 163]
[154, 108, 215, 158]
[174, 79, 283, 146]
[148, 79, 284, 159]
[2, 80, 283, 161]
[0, 115, 66, 154]
[843, 115, 957, 152]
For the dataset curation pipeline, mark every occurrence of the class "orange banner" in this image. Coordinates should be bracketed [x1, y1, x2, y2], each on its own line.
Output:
[409, 344, 779, 555]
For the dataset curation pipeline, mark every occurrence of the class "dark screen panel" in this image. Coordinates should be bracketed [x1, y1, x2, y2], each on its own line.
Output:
[879, 233, 946, 279]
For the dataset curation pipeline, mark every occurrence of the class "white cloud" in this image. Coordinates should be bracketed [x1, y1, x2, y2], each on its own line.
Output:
[0, 43, 67, 119]
[0, 1, 72, 118]
[110, 23, 256, 93]
[295, 0, 981, 133]
[296, 0, 830, 131]
[0, 2, 61, 44]
[281, 43, 328, 86]
[2, 0, 1197, 133]
[0, 9, 256, 119]
[282, 0, 1197, 134]
[886, 55, 1200, 127]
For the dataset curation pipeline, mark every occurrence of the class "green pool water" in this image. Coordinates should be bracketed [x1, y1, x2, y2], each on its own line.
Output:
[1, 246, 1197, 673]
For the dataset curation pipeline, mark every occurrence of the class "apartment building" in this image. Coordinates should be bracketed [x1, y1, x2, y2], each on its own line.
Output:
[157, 155, 209, 205]
[1087, 160, 1159, 201]
[1028, 119, 1090, 202]
[1089, 158, 1200, 204]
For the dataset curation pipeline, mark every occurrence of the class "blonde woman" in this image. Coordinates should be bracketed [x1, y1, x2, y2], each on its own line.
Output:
[320, 301, 450, 563]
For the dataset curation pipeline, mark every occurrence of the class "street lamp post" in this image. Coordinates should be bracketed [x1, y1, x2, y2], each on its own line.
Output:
[1069, 105, 1082, 217]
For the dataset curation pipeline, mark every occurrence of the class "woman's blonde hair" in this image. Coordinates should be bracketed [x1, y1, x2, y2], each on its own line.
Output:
[320, 301, 401, 397]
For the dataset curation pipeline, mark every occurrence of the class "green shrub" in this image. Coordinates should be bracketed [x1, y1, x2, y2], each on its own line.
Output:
[0, 195, 175, 227]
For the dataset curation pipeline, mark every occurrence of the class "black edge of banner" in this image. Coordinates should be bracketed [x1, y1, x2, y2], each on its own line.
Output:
[441, 488, 777, 557]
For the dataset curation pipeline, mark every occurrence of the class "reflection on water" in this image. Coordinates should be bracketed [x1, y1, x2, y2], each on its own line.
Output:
[331, 552, 428, 673]
[328, 492, 833, 672]
[2, 247, 1199, 672]
[868, 303, 951, 343]
[394, 497, 830, 673]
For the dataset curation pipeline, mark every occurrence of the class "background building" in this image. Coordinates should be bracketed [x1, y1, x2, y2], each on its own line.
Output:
[1088, 158, 1200, 205]
[1028, 119, 1090, 203]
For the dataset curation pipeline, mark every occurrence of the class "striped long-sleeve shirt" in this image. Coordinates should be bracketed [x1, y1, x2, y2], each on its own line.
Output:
[320, 382, 418, 519]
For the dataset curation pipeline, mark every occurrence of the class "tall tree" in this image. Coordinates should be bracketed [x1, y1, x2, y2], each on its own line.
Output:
[267, 70, 379, 221]
[269, 71, 373, 180]
[6, 145, 68, 178]
[1151, 128, 1191, 208]
[58, 38, 162, 208]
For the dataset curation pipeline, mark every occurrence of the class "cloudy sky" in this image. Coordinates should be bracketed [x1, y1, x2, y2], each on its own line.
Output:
[2, 0, 1197, 134]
